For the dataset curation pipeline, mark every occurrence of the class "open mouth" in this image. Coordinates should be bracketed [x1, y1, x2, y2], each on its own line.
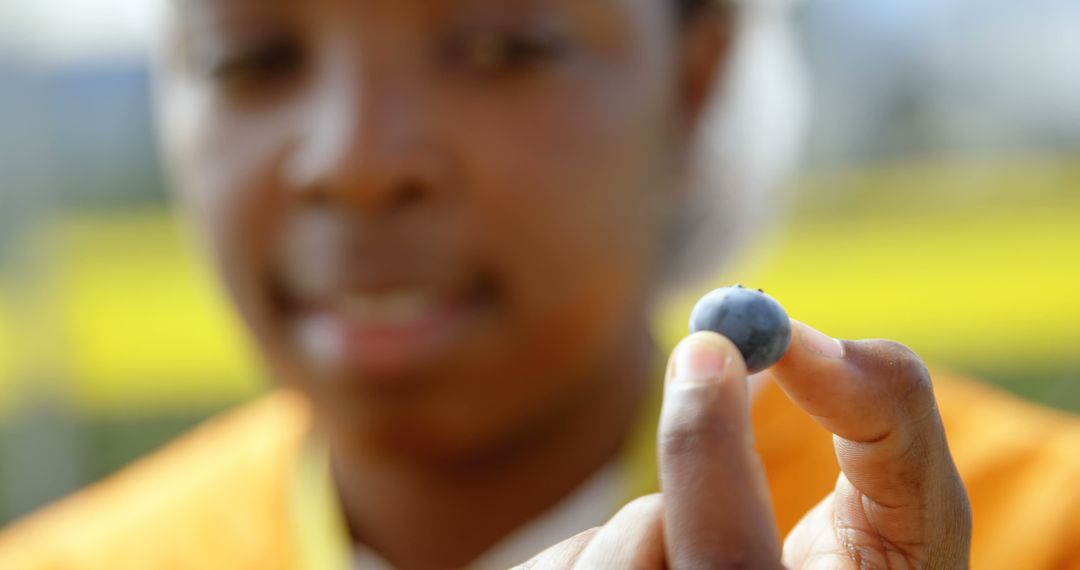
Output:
[282, 271, 500, 379]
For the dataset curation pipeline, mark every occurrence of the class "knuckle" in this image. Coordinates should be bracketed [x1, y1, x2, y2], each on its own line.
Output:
[659, 401, 735, 459]
[517, 527, 600, 569]
[570, 526, 601, 544]
[659, 425, 710, 459]
[512, 558, 540, 570]
[602, 495, 664, 540]
[619, 493, 663, 518]
[865, 339, 933, 410]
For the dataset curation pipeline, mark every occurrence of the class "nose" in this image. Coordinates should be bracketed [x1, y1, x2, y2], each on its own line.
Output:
[285, 44, 448, 214]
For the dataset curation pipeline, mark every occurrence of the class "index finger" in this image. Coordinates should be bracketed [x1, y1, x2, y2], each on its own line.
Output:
[769, 321, 959, 508]
[769, 320, 971, 563]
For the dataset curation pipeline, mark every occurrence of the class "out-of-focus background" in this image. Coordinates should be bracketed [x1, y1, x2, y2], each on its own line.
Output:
[0, 0, 1077, 526]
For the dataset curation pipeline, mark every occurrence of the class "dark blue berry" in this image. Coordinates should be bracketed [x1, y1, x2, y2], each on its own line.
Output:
[688, 285, 792, 374]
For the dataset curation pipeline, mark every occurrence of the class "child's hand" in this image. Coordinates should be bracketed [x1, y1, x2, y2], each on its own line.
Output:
[515, 321, 972, 569]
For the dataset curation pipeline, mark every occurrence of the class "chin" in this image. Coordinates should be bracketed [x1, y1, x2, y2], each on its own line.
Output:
[334, 410, 498, 471]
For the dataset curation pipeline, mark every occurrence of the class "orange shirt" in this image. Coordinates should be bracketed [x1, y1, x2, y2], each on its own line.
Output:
[1, 374, 1078, 569]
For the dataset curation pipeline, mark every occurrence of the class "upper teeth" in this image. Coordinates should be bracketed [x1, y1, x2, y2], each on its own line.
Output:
[337, 290, 434, 325]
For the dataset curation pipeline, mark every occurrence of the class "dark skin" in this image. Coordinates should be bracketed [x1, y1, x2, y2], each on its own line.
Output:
[158, 0, 971, 568]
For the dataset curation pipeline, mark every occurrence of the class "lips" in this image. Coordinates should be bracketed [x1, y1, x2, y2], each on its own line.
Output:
[335, 288, 440, 326]
[282, 272, 496, 379]
[272, 206, 494, 378]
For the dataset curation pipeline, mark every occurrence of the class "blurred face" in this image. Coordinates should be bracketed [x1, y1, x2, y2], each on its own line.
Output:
[159, 0, 714, 462]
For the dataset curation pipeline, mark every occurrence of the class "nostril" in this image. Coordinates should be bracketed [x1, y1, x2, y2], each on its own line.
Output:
[392, 181, 426, 211]
[293, 181, 333, 206]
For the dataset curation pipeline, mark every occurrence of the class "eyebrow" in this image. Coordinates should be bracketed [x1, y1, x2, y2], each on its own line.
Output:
[171, 0, 286, 11]
[169, 0, 293, 29]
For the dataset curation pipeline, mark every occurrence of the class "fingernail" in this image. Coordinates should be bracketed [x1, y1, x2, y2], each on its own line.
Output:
[672, 333, 731, 386]
[796, 321, 845, 359]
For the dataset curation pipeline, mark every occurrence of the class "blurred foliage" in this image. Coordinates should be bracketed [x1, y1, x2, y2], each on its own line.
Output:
[0, 296, 11, 415]
[12, 215, 262, 413]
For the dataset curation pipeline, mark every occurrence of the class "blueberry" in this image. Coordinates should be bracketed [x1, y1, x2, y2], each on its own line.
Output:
[688, 285, 792, 374]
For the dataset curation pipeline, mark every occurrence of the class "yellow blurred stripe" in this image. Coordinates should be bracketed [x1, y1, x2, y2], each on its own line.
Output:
[49, 202, 1078, 412]
[39, 213, 264, 413]
[1, 158, 1077, 414]
[660, 208, 1080, 369]
[0, 293, 11, 413]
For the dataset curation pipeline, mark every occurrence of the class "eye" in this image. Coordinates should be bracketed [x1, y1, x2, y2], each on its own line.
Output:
[205, 37, 306, 94]
[448, 30, 569, 76]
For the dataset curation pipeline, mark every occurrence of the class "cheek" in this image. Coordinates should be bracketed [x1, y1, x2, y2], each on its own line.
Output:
[423, 102, 679, 456]
[453, 70, 679, 324]
[160, 88, 297, 355]
[429, 57, 680, 421]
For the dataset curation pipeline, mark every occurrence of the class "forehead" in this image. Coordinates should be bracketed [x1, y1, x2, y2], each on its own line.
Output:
[170, 0, 586, 17]
[167, 0, 664, 28]
[165, 0, 672, 62]
[169, 0, 296, 26]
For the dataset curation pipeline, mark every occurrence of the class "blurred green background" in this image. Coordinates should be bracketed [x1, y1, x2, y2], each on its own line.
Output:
[1, 0, 1078, 526]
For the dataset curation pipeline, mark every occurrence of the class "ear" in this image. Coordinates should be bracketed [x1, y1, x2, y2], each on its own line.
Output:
[678, 5, 734, 132]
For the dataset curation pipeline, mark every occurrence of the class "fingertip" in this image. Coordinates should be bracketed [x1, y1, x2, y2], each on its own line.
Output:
[679, 329, 743, 354]
[769, 321, 855, 423]
[669, 330, 748, 388]
[794, 320, 845, 359]
[661, 332, 753, 455]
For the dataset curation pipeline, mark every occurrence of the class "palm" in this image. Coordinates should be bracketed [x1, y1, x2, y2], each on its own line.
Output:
[784, 474, 931, 569]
